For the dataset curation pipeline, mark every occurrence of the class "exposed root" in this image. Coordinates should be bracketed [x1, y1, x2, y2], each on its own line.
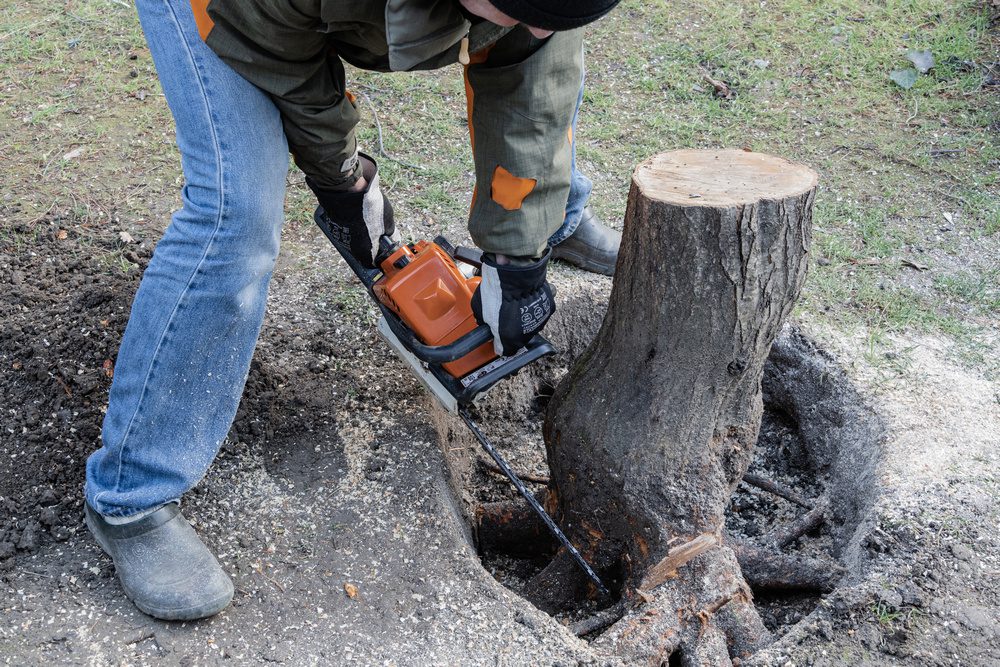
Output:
[761, 497, 829, 547]
[524, 549, 590, 614]
[713, 593, 774, 659]
[570, 599, 628, 637]
[594, 548, 768, 666]
[481, 461, 551, 485]
[732, 540, 844, 592]
[741, 473, 813, 509]
[680, 625, 730, 667]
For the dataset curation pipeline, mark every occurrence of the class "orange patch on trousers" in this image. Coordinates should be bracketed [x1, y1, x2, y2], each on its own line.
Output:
[491, 166, 536, 211]
[190, 0, 215, 40]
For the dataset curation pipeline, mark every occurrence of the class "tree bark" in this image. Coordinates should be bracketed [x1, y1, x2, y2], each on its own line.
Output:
[536, 150, 817, 665]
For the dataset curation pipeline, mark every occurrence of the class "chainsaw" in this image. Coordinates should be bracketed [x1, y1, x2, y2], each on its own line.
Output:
[314, 207, 609, 596]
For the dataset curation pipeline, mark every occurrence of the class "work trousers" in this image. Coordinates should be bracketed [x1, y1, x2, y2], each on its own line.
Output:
[85, 0, 592, 516]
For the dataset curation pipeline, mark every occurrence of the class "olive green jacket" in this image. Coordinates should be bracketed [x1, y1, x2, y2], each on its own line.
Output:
[195, 0, 583, 257]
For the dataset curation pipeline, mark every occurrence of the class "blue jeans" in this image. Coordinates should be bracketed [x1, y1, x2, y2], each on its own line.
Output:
[85, 0, 592, 517]
[549, 68, 594, 247]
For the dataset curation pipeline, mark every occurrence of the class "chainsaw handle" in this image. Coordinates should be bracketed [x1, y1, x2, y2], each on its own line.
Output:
[378, 306, 494, 363]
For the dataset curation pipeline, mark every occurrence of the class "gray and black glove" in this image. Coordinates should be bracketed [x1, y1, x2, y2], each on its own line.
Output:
[308, 153, 399, 269]
[471, 249, 555, 357]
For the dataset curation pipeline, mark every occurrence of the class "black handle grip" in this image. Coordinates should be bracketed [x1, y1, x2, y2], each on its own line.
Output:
[379, 306, 493, 363]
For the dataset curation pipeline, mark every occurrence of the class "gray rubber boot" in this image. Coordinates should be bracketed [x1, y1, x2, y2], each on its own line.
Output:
[85, 502, 234, 621]
[551, 207, 621, 276]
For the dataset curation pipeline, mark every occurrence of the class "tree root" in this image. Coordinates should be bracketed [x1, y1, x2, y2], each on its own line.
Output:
[481, 461, 551, 485]
[594, 548, 771, 666]
[761, 497, 829, 548]
[741, 473, 813, 509]
[570, 599, 627, 637]
[732, 540, 844, 592]
[524, 549, 592, 614]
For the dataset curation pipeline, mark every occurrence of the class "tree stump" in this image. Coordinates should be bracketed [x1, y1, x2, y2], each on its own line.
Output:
[537, 150, 817, 665]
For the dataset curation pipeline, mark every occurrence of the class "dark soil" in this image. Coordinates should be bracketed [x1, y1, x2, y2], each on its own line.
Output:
[0, 216, 355, 576]
[0, 218, 146, 570]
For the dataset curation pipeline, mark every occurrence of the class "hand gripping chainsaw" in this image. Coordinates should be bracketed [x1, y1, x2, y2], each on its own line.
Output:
[315, 207, 609, 596]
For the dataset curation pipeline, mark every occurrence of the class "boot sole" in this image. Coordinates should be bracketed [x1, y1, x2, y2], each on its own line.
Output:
[552, 248, 616, 276]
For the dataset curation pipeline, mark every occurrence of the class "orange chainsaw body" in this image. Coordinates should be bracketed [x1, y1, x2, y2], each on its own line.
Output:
[373, 241, 496, 378]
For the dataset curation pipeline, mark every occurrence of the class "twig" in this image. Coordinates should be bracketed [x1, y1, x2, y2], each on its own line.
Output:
[253, 568, 285, 592]
[699, 69, 733, 99]
[20, 569, 54, 579]
[570, 599, 627, 637]
[354, 91, 426, 171]
[762, 498, 829, 548]
[124, 628, 155, 645]
[482, 462, 550, 485]
[741, 473, 813, 509]
[0, 17, 53, 42]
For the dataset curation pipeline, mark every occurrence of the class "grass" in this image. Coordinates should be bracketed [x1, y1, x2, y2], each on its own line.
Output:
[2, 0, 998, 377]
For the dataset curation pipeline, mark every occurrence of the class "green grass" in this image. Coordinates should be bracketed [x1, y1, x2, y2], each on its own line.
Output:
[2, 0, 997, 378]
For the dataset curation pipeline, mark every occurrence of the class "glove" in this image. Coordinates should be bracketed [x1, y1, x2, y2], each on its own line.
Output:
[308, 153, 399, 268]
[471, 249, 556, 357]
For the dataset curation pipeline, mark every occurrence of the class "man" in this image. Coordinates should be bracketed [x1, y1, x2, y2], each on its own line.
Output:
[84, 0, 621, 621]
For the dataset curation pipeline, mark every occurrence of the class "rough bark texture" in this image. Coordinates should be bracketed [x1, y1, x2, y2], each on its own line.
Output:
[536, 150, 817, 665]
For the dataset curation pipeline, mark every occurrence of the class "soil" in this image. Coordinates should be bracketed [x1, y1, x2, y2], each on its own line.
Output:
[2, 215, 998, 666]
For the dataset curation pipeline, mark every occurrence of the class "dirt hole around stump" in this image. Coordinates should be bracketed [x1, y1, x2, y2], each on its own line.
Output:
[431, 292, 885, 642]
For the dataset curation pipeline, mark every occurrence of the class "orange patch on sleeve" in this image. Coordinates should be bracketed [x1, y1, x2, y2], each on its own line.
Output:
[491, 166, 536, 211]
[190, 0, 215, 41]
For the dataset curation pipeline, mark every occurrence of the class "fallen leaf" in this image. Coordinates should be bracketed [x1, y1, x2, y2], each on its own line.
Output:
[62, 147, 84, 161]
[901, 259, 928, 271]
[56, 229, 68, 240]
[119, 231, 134, 244]
[906, 49, 935, 74]
[344, 582, 359, 599]
[102, 360, 114, 379]
[889, 68, 918, 90]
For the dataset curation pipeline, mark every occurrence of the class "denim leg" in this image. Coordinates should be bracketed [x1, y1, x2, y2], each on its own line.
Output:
[85, 0, 289, 517]
[547, 52, 593, 248]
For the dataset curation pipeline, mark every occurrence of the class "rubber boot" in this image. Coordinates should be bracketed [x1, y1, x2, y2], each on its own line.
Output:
[85, 502, 234, 621]
[551, 207, 621, 276]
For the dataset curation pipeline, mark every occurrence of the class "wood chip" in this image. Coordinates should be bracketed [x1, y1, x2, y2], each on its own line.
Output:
[901, 259, 928, 271]
[638, 532, 718, 592]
